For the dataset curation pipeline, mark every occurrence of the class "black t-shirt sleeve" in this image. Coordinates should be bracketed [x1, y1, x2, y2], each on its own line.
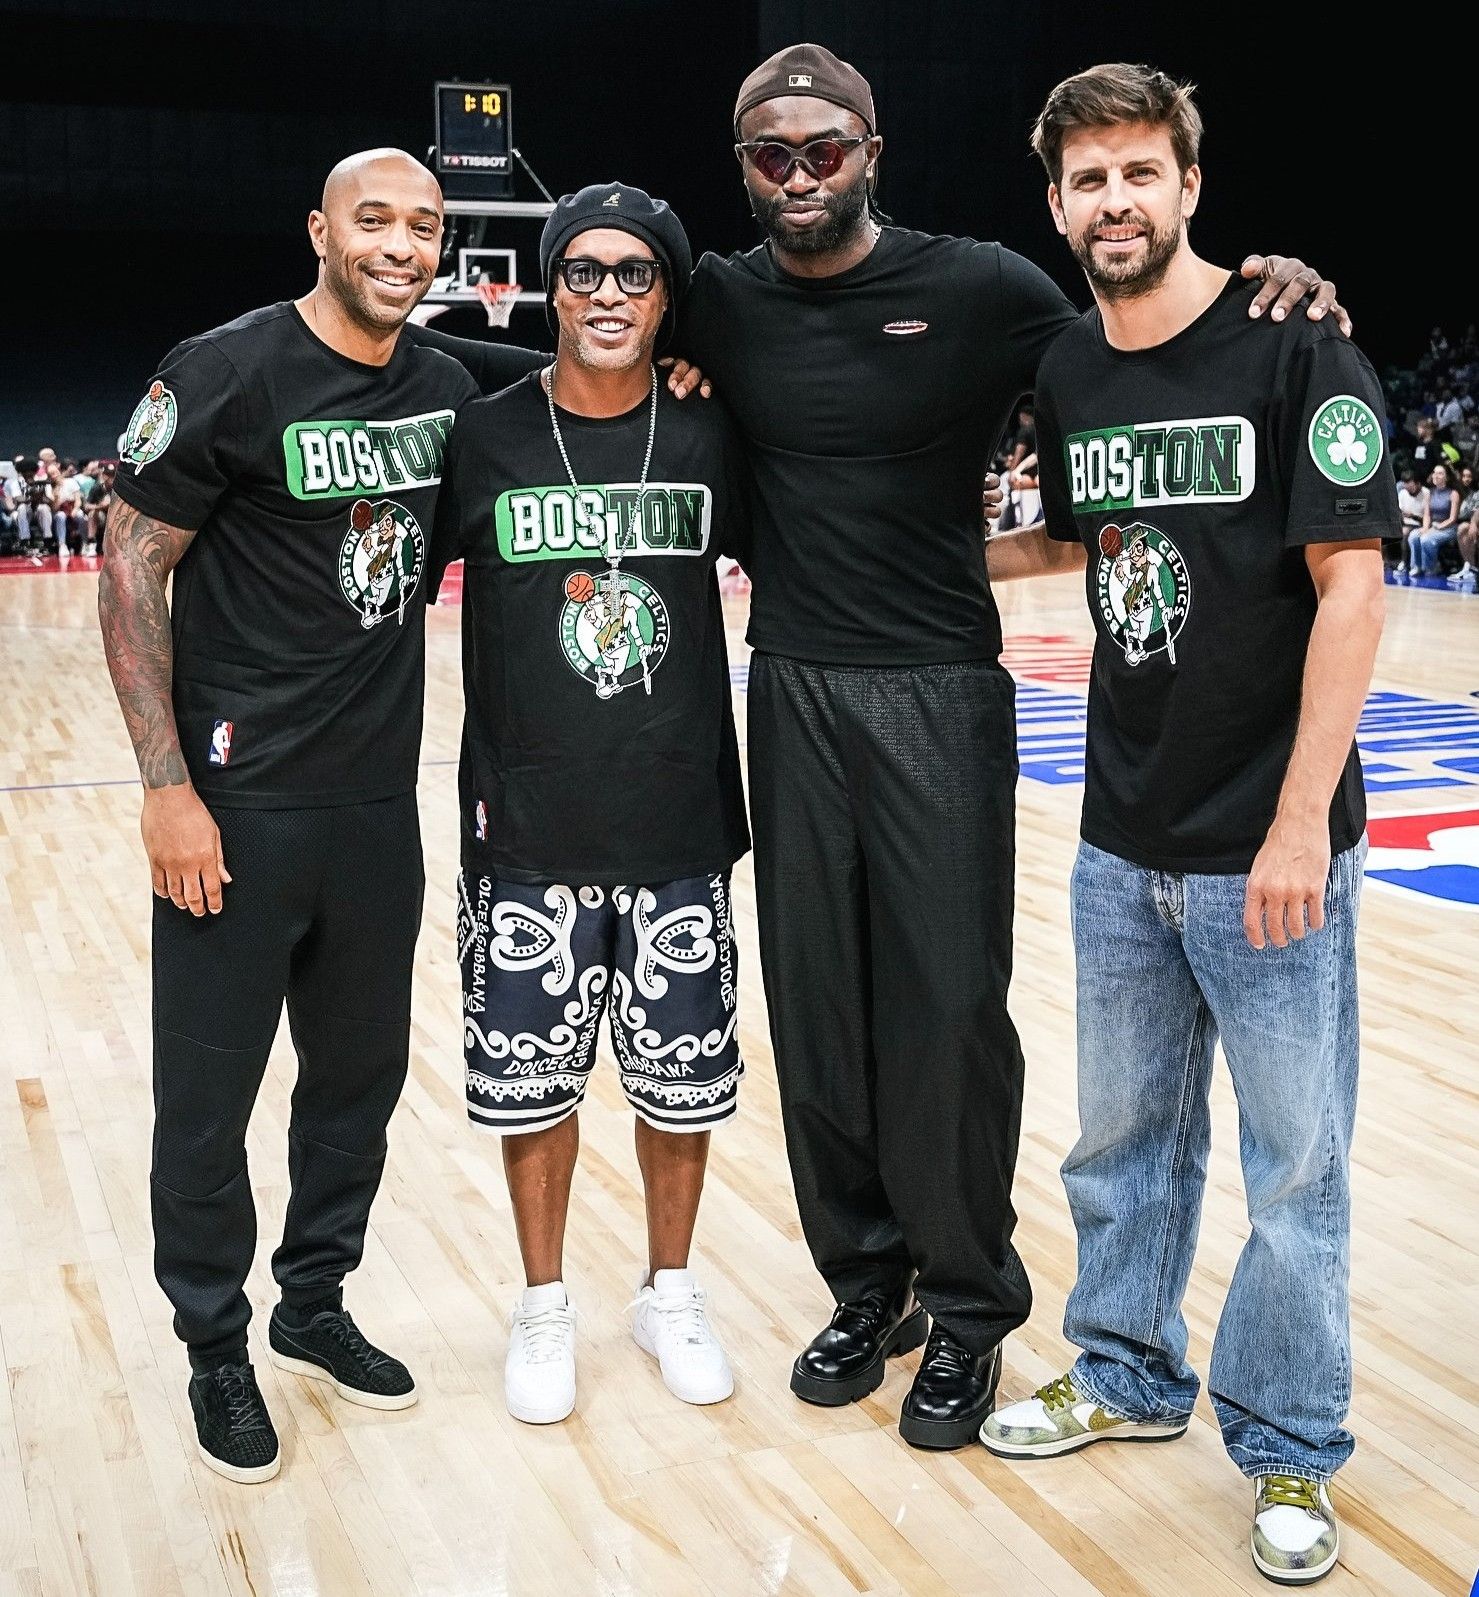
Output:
[112, 339, 246, 529]
[1274, 337, 1401, 546]
[402, 323, 548, 396]
[991, 246, 1081, 394]
[1032, 386, 1078, 543]
[714, 409, 753, 568]
[426, 412, 471, 599]
[671, 255, 728, 382]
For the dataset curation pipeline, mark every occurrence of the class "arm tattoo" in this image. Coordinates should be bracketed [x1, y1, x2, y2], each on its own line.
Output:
[97, 499, 199, 789]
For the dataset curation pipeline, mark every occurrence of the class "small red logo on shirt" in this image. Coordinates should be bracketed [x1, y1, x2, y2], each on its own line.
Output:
[882, 319, 928, 335]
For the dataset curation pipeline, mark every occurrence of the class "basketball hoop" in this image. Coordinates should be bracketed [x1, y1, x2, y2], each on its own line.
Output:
[474, 279, 522, 329]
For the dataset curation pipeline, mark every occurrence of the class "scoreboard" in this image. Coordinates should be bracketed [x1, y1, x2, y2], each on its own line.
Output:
[433, 82, 513, 199]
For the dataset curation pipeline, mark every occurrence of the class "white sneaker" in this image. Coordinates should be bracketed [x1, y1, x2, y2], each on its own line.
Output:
[628, 1268, 734, 1405]
[1250, 1474, 1339, 1585]
[505, 1282, 577, 1424]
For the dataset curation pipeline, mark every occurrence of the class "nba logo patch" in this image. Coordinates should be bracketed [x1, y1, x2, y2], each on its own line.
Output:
[475, 799, 487, 841]
[1364, 807, 1479, 911]
[209, 720, 233, 766]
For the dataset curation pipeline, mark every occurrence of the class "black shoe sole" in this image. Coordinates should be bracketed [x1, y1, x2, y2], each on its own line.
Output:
[789, 1306, 929, 1407]
[897, 1352, 1002, 1451]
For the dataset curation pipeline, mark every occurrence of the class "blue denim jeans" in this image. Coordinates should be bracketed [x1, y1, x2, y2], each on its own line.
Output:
[1062, 838, 1365, 1481]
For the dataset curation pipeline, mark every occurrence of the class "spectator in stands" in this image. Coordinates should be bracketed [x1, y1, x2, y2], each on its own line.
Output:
[1411, 417, 1446, 483]
[1408, 462, 1460, 577]
[1007, 404, 1035, 471]
[15, 456, 53, 553]
[1450, 465, 1479, 586]
[0, 471, 17, 554]
[1435, 386, 1464, 441]
[85, 464, 114, 556]
[1395, 469, 1426, 573]
[51, 457, 85, 556]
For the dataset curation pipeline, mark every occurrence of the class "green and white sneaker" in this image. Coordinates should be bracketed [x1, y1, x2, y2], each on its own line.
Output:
[1250, 1475, 1339, 1585]
[979, 1371, 1188, 1458]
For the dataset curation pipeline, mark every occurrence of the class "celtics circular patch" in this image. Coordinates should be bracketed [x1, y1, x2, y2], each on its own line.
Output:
[559, 569, 670, 700]
[339, 497, 424, 630]
[1095, 521, 1190, 668]
[1308, 394, 1383, 486]
[121, 381, 177, 471]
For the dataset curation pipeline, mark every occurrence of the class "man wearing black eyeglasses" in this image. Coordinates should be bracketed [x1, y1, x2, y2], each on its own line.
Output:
[426, 183, 752, 1427]
[669, 42, 1352, 1453]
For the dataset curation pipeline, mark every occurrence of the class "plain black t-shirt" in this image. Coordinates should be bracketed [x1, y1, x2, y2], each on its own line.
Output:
[676, 227, 1079, 665]
[402, 321, 547, 395]
[428, 372, 752, 887]
[1036, 275, 1400, 873]
[113, 302, 478, 807]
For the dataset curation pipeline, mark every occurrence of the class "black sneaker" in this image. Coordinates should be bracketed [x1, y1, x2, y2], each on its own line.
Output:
[268, 1305, 417, 1410]
[189, 1361, 281, 1484]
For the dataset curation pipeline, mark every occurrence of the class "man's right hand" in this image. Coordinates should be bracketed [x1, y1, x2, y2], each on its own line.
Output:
[142, 783, 231, 915]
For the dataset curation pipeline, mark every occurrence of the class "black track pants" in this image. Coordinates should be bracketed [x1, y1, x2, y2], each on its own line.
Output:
[747, 654, 1031, 1355]
[150, 794, 423, 1368]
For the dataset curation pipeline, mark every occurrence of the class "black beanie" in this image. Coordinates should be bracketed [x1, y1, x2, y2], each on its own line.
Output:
[539, 181, 692, 348]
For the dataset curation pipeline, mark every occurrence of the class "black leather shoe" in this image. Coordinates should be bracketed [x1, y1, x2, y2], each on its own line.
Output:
[790, 1284, 929, 1406]
[897, 1324, 1001, 1449]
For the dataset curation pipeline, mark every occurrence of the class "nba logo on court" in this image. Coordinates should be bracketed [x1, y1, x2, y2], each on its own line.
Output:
[209, 720, 233, 766]
[1364, 808, 1479, 911]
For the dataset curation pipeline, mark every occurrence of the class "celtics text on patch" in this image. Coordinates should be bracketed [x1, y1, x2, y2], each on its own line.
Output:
[282, 410, 456, 500]
[1065, 415, 1254, 513]
[495, 482, 712, 562]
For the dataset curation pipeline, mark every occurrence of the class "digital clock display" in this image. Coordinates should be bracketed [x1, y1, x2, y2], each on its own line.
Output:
[434, 82, 513, 189]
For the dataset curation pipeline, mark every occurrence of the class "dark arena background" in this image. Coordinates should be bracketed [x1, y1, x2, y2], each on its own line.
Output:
[1, 5, 1474, 1597]
[3, 0, 1457, 455]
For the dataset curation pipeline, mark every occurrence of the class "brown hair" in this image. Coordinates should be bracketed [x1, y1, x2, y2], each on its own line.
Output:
[1031, 64, 1202, 187]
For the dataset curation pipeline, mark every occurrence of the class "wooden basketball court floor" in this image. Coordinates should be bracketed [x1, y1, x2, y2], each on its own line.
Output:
[0, 559, 1474, 1597]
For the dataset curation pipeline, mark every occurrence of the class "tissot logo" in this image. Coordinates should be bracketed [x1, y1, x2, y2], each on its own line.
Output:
[883, 320, 928, 335]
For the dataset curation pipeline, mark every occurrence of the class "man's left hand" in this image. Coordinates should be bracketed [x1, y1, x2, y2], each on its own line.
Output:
[982, 471, 1004, 522]
[1241, 256, 1351, 336]
[1243, 818, 1331, 950]
[659, 357, 712, 399]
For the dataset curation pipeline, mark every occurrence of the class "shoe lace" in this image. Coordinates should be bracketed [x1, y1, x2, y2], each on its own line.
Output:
[630, 1286, 710, 1346]
[921, 1325, 973, 1373]
[1034, 1373, 1080, 1413]
[1261, 1475, 1321, 1513]
[321, 1311, 391, 1372]
[515, 1304, 574, 1364]
[215, 1365, 266, 1436]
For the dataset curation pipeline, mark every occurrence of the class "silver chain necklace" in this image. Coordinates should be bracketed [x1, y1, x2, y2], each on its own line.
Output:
[544, 361, 658, 583]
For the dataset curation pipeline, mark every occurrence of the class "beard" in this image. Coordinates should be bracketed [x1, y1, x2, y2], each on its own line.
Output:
[322, 245, 427, 331]
[1068, 206, 1183, 302]
[750, 177, 870, 255]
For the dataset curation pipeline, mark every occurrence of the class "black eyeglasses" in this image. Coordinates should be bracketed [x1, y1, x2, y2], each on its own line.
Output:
[553, 257, 663, 296]
[735, 136, 870, 185]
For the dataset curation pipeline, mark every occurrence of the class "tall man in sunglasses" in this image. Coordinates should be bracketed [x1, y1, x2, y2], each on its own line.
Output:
[669, 43, 1350, 1451]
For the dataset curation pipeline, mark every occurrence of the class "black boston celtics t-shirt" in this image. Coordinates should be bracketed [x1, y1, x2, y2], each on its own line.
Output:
[429, 371, 752, 886]
[402, 322, 547, 395]
[1036, 274, 1400, 873]
[676, 227, 1079, 665]
[114, 304, 479, 807]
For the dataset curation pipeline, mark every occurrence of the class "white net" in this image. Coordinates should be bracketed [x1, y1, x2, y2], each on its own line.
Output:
[475, 280, 522, 329]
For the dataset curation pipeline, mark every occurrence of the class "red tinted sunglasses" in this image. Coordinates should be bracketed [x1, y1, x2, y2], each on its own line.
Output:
[735, 136, 870, 185]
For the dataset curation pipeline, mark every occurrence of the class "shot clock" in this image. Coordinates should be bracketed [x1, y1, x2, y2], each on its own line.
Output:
[433, 81, 513, 199]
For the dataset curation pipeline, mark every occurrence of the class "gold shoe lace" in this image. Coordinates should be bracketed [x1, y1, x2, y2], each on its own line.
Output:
[1034, 1374, 1080, 1413]
[1261, 1475, 1322, 1513]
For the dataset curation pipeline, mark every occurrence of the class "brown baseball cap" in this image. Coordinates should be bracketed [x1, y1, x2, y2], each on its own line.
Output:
[733, 43, 876, 137]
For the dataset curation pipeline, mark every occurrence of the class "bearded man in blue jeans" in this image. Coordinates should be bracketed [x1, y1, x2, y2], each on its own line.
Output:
[979, 65, 1396, 1587]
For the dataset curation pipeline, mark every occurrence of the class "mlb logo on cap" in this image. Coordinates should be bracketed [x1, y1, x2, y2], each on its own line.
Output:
[788, 73, 813, 86]
[1364, 807, 1479, 911]
[209, 720, 234, 766]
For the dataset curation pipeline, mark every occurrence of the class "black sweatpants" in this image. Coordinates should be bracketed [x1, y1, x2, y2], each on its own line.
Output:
[150, 794, 423, 1369]
[747, 653, 1031, 1355]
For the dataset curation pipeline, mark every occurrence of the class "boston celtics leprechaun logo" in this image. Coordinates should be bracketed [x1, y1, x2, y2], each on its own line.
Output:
[1096, 521, 1190, 667]
[339, 497, 424, 630]
[559, 568, 670, 699]
[121, 380, 177, 471]
[1308, 394, 1384, 486]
